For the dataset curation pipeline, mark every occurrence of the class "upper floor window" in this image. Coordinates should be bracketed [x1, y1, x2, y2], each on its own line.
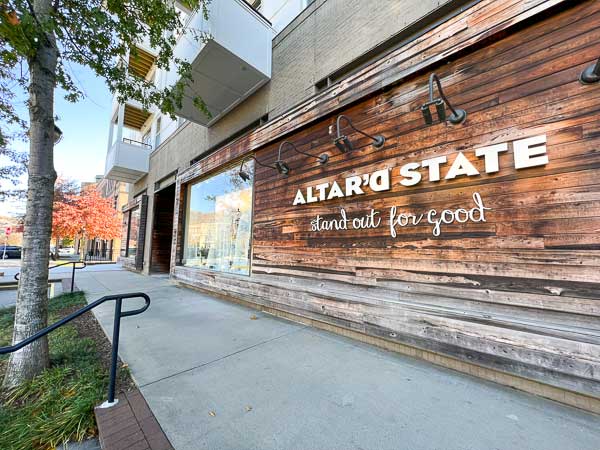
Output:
[154, 117, 162, 149]
[142, 130, 152, 147]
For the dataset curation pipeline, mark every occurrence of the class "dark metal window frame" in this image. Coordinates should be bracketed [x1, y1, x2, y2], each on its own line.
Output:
[121, 208, 134, 258]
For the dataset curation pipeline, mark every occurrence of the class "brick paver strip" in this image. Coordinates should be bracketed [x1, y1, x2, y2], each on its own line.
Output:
[95, 389, 174, 450]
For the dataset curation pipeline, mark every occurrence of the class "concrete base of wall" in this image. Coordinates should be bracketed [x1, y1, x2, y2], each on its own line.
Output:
[174, 279, 600, 415]
[118, 256, 137, 272]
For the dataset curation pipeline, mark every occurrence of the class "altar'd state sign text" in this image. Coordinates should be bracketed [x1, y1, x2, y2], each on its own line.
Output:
[299, 135, 548, 237]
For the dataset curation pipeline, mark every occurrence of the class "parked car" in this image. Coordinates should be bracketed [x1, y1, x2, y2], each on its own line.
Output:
[0, 245, 22, 259]
[58, 247, 75, 257]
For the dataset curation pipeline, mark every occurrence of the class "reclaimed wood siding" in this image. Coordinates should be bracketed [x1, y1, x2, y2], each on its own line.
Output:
[173, 1, 600, 397]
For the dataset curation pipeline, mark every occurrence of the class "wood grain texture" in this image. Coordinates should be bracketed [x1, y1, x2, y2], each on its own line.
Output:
[171, 0, 600, 400]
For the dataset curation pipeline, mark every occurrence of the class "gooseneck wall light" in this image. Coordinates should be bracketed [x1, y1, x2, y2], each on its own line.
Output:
[54, 125, 63, 144]
[279, 140, 329, 165]
[579, 57, 600, 85]
[420, 73, 467, 125]
[332, 114, 386, 153]
[238, 152, 290, 182]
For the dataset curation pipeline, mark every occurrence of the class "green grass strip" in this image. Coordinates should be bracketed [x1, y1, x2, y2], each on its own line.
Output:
[0, 292, 109, 450]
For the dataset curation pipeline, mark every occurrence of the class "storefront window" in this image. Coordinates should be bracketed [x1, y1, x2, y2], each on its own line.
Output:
[128, 207, 140, 257]
[183, 162, 254, 275]
[120, 212, 129, 257]
[121, 206, 140, 257]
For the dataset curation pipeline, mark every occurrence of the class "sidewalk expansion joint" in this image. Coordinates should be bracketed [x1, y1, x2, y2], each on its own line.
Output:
[139, 325, 309, 388]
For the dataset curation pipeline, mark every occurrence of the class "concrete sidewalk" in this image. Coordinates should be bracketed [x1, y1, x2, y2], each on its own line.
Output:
[0, 262, 123, 308]
[78, 269, 600, 450]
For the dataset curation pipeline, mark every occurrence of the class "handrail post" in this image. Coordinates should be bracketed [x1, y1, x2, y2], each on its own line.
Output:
[70, 262, 75, 293]
[107, 297, 123, 406]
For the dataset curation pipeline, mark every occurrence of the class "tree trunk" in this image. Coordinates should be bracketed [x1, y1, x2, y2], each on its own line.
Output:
[3, 0, 57, 388]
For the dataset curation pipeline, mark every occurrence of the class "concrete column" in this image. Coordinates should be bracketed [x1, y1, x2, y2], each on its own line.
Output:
[106, 115, 115, 154]
[117, 103, 125, 143]
[142, 193, 154, 275]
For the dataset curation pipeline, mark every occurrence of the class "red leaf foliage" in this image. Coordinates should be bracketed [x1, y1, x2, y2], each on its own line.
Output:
[52, 190, 121, 240]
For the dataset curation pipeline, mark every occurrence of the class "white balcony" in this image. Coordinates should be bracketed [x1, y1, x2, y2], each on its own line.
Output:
[167, 0, 276, 126]
[104, 101, 153, 183]
[105, 139, 152, 183]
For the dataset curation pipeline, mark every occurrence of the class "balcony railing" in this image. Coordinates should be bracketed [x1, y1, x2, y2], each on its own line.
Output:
[123, 138, 152, 149]
[105, 137, 153, 183]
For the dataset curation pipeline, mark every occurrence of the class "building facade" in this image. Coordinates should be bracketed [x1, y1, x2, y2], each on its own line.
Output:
[104, 0, 600, 413]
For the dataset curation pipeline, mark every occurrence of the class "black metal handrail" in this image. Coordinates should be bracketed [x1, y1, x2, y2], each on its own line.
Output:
[122, 137, 152, 149]
[0, 292, 150, 406]
[15, 260, 87, 293]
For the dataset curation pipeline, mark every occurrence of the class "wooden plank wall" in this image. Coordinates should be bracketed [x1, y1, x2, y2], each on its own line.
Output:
[172, 0, 600, 401]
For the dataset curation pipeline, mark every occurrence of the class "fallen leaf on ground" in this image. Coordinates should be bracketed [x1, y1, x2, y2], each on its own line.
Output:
[250, 315, 258, 320]
[209, 411, 216, 417]
[245, 405, 252, 412]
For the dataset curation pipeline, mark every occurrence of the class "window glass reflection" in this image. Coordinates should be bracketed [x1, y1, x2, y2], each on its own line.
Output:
[183, 163, 253, 275]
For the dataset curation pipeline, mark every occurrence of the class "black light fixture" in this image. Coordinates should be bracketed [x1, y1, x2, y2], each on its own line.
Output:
[580, 57, 600, 85]
[420, 73, 467, 125]
[53, 125, 63, 144]
[332, 114, 385, 153]
[278, 140, 328, 165]
[238, 151, 290, 182]
[28, 124, 63, 143]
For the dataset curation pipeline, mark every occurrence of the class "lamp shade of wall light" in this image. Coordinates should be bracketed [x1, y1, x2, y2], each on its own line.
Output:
[279, 141, 329, 166]
[274, 160, 291, 175]
[238, 165, 252, 182]
[53, 125, 63, 144]
[238, 151, 291, 182]
[420, 73, 467, 125]
[332, 115, 385, 153]
[579, 58, 600, 84]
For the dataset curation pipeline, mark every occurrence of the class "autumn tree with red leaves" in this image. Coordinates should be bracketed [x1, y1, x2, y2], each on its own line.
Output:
[52, 190, 121, 254]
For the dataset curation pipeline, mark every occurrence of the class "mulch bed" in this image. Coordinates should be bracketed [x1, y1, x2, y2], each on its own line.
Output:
[62, 304, 137, 394]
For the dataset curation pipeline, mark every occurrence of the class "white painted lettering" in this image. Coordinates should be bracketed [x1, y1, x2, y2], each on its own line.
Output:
[306, 186, 318, 203]
[293, 190, 306, 206]
[327, 181, 345, 200]
[421, 156, 447, 182]
[294, 135, 549, 206]
[513, 134, 548, 169]
[475, 143, 508, 173]
[345, 175, 364, 196]
[399, 162, 422, 187]
[315, 182, 330, 202]
[369, 168, 391, 192]
[445, 152, 480, 180]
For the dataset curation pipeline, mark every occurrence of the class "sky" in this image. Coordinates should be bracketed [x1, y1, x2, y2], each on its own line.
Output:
[1, 64, 112, 216]
[54, 64, 112, 183]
